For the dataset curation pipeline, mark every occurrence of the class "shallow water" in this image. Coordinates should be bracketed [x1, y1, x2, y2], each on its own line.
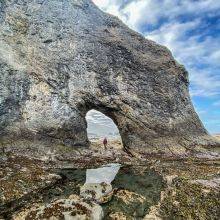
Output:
[85, 163, 121, 184]
[2, 164, 164, 219]
[103, 165, 164, 219]
[53, 164, 165, 219]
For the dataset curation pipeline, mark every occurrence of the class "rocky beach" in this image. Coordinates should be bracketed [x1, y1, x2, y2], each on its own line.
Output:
[0, 0, 220, 219]
[1, 136, 220, 219]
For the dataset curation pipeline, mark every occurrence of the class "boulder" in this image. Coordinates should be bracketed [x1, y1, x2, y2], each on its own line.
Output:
[0, 0, 219, 152]
[80, 182, 113, 203]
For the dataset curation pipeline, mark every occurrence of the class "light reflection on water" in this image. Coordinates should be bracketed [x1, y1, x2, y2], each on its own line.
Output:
[85, 163, 121, 184]
[54, 164, 164, 219]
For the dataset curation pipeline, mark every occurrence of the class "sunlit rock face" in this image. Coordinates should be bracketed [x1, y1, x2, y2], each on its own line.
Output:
[0, 0, 219, 152]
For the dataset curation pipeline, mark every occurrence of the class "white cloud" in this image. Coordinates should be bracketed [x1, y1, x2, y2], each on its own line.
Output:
[94, 0, 220, 31]
[146, 21, 220, 97]
[189, 68, 220, 97]
[210, 50, 220, 65]
[92, 0, 111, 9]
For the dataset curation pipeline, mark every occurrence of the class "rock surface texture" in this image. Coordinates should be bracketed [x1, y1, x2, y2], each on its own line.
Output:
[0, 0, 219, 152]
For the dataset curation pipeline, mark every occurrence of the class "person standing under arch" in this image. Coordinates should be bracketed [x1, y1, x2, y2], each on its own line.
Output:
[103, 137, 108, 150]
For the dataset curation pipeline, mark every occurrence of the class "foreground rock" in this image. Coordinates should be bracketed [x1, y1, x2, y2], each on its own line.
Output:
[15, 195, 103, 220]
[1, 149, 220, 219]
[0, 154, 61, 211]
[0, 0, 219, 153]
[80, 183, 113, 204]
[80, 163, 120, 203]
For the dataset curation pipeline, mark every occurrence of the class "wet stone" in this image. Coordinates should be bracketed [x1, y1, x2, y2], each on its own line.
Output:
[16, 196, 103, 220]
[80, 163, 120, 204]
[102, 166, 165, 219]
[80, 183, 113, 204]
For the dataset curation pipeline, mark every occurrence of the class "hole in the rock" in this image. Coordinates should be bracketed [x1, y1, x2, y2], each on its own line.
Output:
[86, 109, 123, 149]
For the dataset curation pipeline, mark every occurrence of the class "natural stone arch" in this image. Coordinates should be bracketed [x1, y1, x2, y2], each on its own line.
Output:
[0, 0, 219, 153]
[77, 103, 127, 149]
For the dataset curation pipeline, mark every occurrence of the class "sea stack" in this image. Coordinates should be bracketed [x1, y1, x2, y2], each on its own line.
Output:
[0, 0, 219, 153]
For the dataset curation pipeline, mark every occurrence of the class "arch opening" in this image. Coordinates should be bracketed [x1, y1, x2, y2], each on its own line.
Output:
[85, 109, 123, 150]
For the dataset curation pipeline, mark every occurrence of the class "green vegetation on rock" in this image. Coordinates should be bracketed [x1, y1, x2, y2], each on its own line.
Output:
[160, 178, 220, 220]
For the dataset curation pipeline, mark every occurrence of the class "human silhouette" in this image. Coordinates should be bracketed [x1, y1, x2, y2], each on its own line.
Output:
[103, 137, 108, 150]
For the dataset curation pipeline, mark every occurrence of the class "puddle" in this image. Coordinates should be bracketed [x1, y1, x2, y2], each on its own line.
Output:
[3, 164, 164, 219]
[54, 164, 165, 219]
[85, 163, 121, 184]
[103, 165, 164, 219]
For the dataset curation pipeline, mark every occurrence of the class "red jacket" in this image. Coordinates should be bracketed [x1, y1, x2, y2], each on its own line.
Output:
[103, 138, 107, 145]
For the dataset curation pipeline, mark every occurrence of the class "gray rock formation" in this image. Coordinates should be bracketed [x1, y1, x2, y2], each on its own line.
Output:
[0, 0, 219, 153]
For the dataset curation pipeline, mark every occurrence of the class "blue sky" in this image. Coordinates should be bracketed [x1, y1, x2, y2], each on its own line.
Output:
[93, 0, 220, 134]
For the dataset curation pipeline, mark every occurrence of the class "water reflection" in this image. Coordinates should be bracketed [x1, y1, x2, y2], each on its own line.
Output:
[85, 163, 121, 184]
[55, 164, 164, 219]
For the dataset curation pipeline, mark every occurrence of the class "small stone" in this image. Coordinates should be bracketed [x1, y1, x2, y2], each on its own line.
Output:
[80, 182, 113, 204]
[164, 175, 178, 186]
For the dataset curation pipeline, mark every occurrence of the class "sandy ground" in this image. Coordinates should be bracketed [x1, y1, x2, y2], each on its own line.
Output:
[90, 137, 123, 150]
[214, 134, 220, 141]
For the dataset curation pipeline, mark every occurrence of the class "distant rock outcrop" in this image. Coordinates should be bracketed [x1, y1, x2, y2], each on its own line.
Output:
[0, 0, 219, 153]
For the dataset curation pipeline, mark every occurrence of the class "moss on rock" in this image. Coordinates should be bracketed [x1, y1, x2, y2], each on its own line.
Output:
[160, 178, 220, 220]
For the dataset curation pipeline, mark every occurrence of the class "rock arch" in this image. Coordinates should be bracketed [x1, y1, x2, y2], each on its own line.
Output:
[0, 0, 219, 153]
[78, 103, 126, 148]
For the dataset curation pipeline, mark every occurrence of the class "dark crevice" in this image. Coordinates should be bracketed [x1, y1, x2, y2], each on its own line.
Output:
[42, 39, 53, 44]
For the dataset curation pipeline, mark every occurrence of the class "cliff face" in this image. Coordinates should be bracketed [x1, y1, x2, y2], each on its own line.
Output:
[0, 0, 219, 152]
